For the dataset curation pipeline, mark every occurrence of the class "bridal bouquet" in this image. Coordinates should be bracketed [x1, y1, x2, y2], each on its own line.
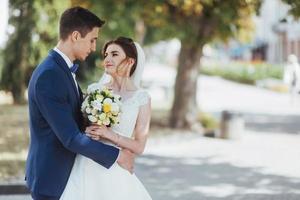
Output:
[81, 82, 122, 127]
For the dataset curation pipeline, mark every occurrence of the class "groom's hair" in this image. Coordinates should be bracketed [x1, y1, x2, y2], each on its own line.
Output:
[59, 6, 105, 40]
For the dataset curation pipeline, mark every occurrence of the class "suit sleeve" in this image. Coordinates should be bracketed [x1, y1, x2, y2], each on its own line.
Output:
[34, 70, 119, 169]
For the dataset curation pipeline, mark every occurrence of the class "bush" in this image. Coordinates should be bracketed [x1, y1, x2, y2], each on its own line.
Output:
[199, 112, 219, 130]
[200, 61, 283, 85]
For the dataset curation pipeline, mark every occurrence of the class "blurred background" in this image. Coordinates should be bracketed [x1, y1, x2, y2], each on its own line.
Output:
[1, 0, 300, 199]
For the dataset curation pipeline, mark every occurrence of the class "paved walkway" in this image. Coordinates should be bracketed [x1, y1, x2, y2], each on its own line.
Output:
[197, 75, 300, 115]
[3, 130, 300, 200]
[138, 130, 300, 200]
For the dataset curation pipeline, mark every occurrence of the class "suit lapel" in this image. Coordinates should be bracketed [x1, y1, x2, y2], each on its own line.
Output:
[48, 50, 80, 105]
[78, 84, 84, 103]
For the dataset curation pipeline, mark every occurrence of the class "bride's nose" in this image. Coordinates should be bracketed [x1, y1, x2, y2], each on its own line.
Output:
[104, 57, 110, 64]
[104, 59, 112, 66]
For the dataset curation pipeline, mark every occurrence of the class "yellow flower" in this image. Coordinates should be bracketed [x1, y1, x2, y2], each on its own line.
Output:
[103, 104, 111, 113]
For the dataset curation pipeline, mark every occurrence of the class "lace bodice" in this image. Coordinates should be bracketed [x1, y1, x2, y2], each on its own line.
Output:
[111, 89, 150, 138]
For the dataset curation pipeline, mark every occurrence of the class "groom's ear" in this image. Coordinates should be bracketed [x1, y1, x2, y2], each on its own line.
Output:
[71, 31, 81, 42]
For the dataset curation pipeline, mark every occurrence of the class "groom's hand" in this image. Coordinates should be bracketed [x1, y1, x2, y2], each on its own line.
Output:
[117, 149, 135, 174]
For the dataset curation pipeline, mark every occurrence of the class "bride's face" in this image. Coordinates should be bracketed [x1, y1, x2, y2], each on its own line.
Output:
[103, 44, 133, 77]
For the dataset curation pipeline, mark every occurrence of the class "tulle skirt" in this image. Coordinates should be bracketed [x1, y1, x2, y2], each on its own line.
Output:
[60, 155, 152, 200]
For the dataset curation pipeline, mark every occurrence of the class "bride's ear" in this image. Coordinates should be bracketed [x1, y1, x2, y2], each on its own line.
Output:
[125, 58, 135, 77]
[127, 58, 135, 67]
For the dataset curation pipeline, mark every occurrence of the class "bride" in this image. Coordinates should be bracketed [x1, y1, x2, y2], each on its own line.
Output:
[60, 37, 152, 200]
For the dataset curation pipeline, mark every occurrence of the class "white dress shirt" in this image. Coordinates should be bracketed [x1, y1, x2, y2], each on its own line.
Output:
[53, 47, 79, 94]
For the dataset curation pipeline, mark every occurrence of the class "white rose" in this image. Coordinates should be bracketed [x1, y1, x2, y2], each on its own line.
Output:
[103, 98, 113, 104]
[86, 107, 91, 114]
[103, 118, 110, 126]
[81, 104, 86, 112]
[91, 109, 97, 115]
[87, 83, 103, 94]
[111, 103, 120, 113]
[115, 116, 120, 124]
[99, 113, 106, 120]
[110, 116, 117, 124]
[88, 115, 97, 123]
[81, 98, 88, 110]
[83, 97, 89, 105]
[114, 95, 121, 102]
[96, 94, 104, 102]
[91, 100, 102, 111]
[81, 100, 87, 107]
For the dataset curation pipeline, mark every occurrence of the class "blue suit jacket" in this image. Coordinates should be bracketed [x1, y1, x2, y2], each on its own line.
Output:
[25, 50, 119, 197]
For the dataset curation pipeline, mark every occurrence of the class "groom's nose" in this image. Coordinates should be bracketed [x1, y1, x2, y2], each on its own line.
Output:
[91, 44, 96, 52]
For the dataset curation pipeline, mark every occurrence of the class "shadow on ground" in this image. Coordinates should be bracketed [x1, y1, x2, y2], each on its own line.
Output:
[135, 154, 300, 200]
[243, 113, 300, 134]
[211, 111, 300, 134]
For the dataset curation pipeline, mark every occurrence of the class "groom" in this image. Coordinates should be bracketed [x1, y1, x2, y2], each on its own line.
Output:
[26, 6, 135, 200]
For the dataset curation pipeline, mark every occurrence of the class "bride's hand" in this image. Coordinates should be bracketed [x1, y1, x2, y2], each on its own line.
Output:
[85, 125, 101, 141]
[85, 125, 110, 141]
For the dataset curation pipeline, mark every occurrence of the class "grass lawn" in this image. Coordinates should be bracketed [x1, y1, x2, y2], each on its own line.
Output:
[0, 105, 29, 181]
[0, 104, 173, 181]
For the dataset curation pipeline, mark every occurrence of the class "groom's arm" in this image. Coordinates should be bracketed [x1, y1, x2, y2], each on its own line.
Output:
[34, 70, 119, 169]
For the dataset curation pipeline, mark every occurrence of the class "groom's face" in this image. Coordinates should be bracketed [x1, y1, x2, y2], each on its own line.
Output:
[73, 27, 99, 61]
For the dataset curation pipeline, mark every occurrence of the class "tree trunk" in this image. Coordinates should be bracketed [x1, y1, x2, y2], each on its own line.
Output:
[12, 24, 30, 105]
[135, 19, 146, 45]
[0, 0, 34, 104]
[169, 41, 203, 129]
[12, 84, 26, 104]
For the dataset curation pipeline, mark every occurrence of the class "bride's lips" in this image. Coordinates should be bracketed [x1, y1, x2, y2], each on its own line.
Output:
[105, 64, 113, 68]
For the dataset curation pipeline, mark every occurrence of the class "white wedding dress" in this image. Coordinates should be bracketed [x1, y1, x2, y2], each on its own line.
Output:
[60, 89, 152, 200]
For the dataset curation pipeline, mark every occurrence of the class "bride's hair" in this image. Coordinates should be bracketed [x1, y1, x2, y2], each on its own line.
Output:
[102, 37, 138, 76]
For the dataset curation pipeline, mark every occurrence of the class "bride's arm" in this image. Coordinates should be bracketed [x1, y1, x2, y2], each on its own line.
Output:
[86, 99, 151, 155]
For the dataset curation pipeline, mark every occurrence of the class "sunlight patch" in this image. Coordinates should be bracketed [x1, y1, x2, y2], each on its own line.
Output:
[136, 157, 159, 166]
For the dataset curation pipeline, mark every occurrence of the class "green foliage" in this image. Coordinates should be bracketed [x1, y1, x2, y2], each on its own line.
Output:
[140, 0, 262, 45]
[0, 0, 263, 106]
[78, 67, 104, 93]
[133, 0, 262, 128]
[199, 112, 219, 130]
[282, 0, 300, 18]
[200, 62, 283, 85]
[0, 51, 3, 73]
[0, 105, 29, 179]
[0, 0, 36, 103]
[89, 0, 142, 43]
[30, 0, 71, 66]
[0, 0, 71, 103]
[88, 0, 262, 45]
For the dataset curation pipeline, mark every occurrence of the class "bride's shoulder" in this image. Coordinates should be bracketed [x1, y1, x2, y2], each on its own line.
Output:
[136, 89, 151, 106]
